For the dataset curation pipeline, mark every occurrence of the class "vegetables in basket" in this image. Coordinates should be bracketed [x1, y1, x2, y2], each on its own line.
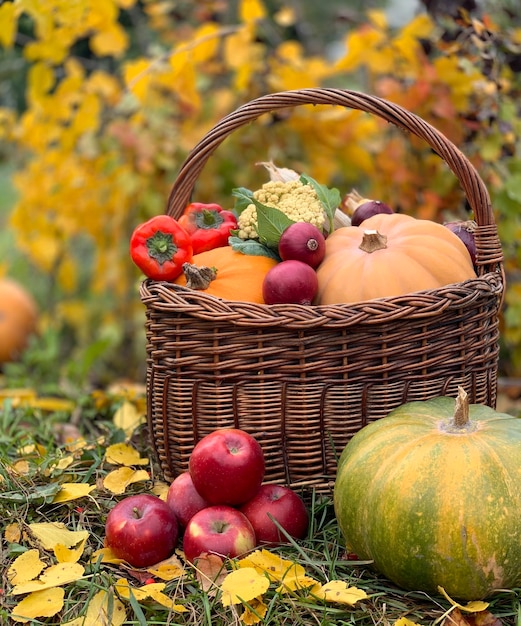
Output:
[231, 162, 346, 252]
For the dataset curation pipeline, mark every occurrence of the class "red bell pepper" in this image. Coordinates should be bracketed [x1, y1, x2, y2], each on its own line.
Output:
[130, 215, 193, 281]
[178, 202, 238, 255]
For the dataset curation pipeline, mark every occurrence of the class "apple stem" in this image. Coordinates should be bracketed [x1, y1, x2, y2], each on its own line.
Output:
[214, 521, 229, 533]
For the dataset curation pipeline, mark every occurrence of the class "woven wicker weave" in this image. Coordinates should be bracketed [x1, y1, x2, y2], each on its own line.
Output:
[140, 88, 504, 492]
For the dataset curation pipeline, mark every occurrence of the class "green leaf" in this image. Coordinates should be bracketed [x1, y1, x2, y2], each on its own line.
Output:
[0, 483, 61, 504]
[228, 236, 280, 260]
[231, 187, 255, 215]
[300, 173, 341, 232]
[128, 589, 148, 626]
[254, 201, 295, 248]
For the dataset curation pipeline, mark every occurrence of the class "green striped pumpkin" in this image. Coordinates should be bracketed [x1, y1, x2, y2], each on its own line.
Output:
[333, 388, 521, 600]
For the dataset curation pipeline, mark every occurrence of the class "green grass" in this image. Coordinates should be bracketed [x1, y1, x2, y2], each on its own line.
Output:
[1, 392, 521, 626]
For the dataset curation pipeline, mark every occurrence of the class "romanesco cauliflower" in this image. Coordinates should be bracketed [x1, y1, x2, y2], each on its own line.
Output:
[237, 179, 325, 240]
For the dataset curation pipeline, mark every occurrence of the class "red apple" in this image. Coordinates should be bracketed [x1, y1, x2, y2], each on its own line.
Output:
[183, 505, 257, 563]
[240, 484, 309, 545]
[189, 428, 265, 506]
[104, 494, 179, 568]
[166, 471, 211, 528]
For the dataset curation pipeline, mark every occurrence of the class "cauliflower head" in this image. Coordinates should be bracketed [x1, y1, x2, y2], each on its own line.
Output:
[237, 179, 325, 240]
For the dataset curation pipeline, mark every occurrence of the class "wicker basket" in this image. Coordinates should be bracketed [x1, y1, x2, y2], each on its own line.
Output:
[140, 88, 504, 493]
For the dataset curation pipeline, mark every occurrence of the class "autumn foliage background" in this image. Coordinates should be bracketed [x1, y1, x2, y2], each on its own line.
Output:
[1, 0, 521, 386]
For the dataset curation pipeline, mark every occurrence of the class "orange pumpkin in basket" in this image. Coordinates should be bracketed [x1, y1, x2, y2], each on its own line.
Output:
[175, 246, 278, 303]
[0, 278, 38, 363]
[315, 213, 477, 305]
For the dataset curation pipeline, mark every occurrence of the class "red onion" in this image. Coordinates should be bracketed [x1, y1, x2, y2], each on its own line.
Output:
[351, 200, 394, 227]
[262, 260, 318, 305]
[444, 220, 477, 264]
[278, 222, 326, 268]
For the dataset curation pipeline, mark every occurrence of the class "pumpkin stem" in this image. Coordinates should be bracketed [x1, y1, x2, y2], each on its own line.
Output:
[440, 386, 476, 434]
[453, 386, 470, 428]
[182, 263, 217, 290]
[359, 230, 388, 253]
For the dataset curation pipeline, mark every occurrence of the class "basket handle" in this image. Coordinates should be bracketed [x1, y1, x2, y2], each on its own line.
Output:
[165, 88, 502, 269]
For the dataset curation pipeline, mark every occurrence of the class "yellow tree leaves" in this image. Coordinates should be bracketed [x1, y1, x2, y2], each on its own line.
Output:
[0, 1, 17, 48]
[7, 0, 138, 64]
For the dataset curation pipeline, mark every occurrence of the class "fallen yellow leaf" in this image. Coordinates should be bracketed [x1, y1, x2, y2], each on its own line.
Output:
[437, 587, 490, 613]
[220, 567, 270, 607]
[151, 480, 170, 500]
[64, 436, 88, 453]
[17, 442, 46, 457]
[17, 397, 76, 412]
[0, 388, 36, 401]
[62, 589, 126, 626]
[105, 442, 149, 467]
[90, 546, 125, 565]
[238, 549, 307, 585]
[113, 400, 145, 437]
[103, 467, 150, 494]
[54, 536, 88, 563]
[7, 550, 46, 585]
[115, 578, 186, 612]
[275, 573, 318, 593]
[52, 483, 96, 503]
[313, 580, 368, 606]
[145, 587, 187, 611]
[240, 596, 268, 625]
[11, 562, 85, 595]
[28, 523, 89, 550]
[11, 587, 65, 623]
[51, 455, 75, 471]
[394, 618, 423, 626]
[146, 553, 185, 581]
[115, 578, 165, 601]
[11, 459, 31, 475]
[5, 522, 21, 543]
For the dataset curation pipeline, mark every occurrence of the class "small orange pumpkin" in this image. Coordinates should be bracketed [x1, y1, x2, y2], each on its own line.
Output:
[174, 247, 278, 303]
[316, 213, 477, 304]
[0, 278, 38, 363]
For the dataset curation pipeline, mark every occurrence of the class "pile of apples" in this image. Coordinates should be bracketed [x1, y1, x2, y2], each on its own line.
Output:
[104, 428, 309, 569]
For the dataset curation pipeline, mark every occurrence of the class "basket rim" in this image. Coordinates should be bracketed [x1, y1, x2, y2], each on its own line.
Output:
[140, 271, 503, 328]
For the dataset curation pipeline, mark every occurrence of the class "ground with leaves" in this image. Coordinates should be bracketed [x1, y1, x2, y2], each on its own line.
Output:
[1, 384, 521, 625]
